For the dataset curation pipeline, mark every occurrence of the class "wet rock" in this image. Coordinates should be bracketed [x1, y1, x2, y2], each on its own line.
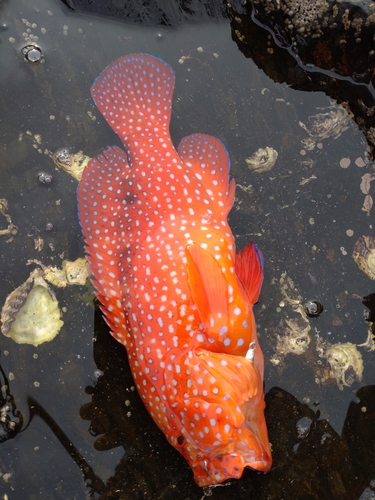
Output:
[229, 1, 375, 157]
[58, 0, 245, 25]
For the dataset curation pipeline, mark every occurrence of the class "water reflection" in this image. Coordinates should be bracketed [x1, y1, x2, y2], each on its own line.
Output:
[76, 306, 375, 499]
[0, 0, 375, 497]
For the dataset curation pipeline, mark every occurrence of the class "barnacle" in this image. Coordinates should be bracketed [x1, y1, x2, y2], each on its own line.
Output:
[0, 199, 18, 242]
[299, 104, 350, 148]
[26, 257, 91, 288]
[316, 337, 363, 390]
[246, 147, 278, 173]
[43, 258, 91, 287]
[52, 148, 91, 181]
[271, 273, 311, 364]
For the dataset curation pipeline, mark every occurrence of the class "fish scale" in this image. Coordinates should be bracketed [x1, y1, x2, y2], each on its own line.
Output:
[78, 53, 271, 486]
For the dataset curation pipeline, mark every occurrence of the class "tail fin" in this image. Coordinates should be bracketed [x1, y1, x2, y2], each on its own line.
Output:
[90, 53, 175, 144]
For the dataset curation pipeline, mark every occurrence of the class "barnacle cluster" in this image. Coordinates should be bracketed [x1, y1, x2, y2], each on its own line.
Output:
[353, 235, 375, 280]
[0, 199, 18, 242]
[254, 0, 330, 36]
[299, 104, 350, 144]
[254, 0, 369, 41]
[316, 337, 363, 390]
[52, 148, 91, 181]
[33, 257, 91, 287]
[271, 273, 311, 365]
[278, 0, 330, 36]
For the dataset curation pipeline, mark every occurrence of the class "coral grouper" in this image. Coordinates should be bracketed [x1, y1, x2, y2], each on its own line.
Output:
[78, 53, 271, 486]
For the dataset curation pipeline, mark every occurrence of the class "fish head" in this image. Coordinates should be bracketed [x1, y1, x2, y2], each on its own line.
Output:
[162, 347, 272, 486]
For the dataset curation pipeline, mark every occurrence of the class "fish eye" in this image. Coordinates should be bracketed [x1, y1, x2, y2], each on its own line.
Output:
[177, 435, 184, 445]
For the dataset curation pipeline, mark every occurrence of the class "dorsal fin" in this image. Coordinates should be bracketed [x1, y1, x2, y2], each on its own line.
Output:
[77, 145, 131, 345]
[177, 133, 234, 214]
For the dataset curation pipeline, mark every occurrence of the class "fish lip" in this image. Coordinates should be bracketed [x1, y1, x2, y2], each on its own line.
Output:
[191, 448, 272, 487]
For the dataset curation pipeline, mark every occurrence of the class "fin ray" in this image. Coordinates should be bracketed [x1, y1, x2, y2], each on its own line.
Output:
[90, 53, 175, 144]
[178, 133, 232, 213]
[186, 243, 228, 329]
[235, 242, 264, 304]
[77, 145, 131, 343]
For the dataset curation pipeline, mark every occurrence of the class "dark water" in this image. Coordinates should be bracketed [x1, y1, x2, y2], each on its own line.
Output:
[0, 0, 374, 499]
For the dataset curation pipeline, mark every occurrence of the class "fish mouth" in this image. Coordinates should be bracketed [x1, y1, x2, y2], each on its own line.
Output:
[192, 448, 271, 487]
[189, 398, 272, 487]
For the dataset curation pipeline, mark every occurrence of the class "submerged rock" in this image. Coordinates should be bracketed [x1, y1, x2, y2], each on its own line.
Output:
[229, 0, 375, 157]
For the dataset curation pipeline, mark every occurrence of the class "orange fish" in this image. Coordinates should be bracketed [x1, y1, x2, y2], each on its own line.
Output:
[78, 53, 272, 486]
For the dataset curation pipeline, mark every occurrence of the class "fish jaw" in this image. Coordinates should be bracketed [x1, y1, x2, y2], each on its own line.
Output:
[162, 347, 272, 487]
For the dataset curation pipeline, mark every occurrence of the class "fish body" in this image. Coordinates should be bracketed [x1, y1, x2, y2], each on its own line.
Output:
[78, 53, 271, 486]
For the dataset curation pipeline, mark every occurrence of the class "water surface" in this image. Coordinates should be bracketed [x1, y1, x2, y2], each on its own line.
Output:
[0, 0, 374, 498]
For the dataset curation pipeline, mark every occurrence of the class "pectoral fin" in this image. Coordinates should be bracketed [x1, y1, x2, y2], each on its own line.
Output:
[186, 243, 228, 330]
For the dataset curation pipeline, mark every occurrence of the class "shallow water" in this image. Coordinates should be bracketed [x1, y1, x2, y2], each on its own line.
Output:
[0, 0, 374, 499]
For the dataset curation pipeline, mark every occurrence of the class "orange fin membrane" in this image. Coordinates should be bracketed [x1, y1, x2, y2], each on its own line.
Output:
[77, 145, 130, 343]
[177, 133, 235, 215]
[235, 241, 264, 304]
[90, 53, 175, 145]
[186, 243, 229, 333]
